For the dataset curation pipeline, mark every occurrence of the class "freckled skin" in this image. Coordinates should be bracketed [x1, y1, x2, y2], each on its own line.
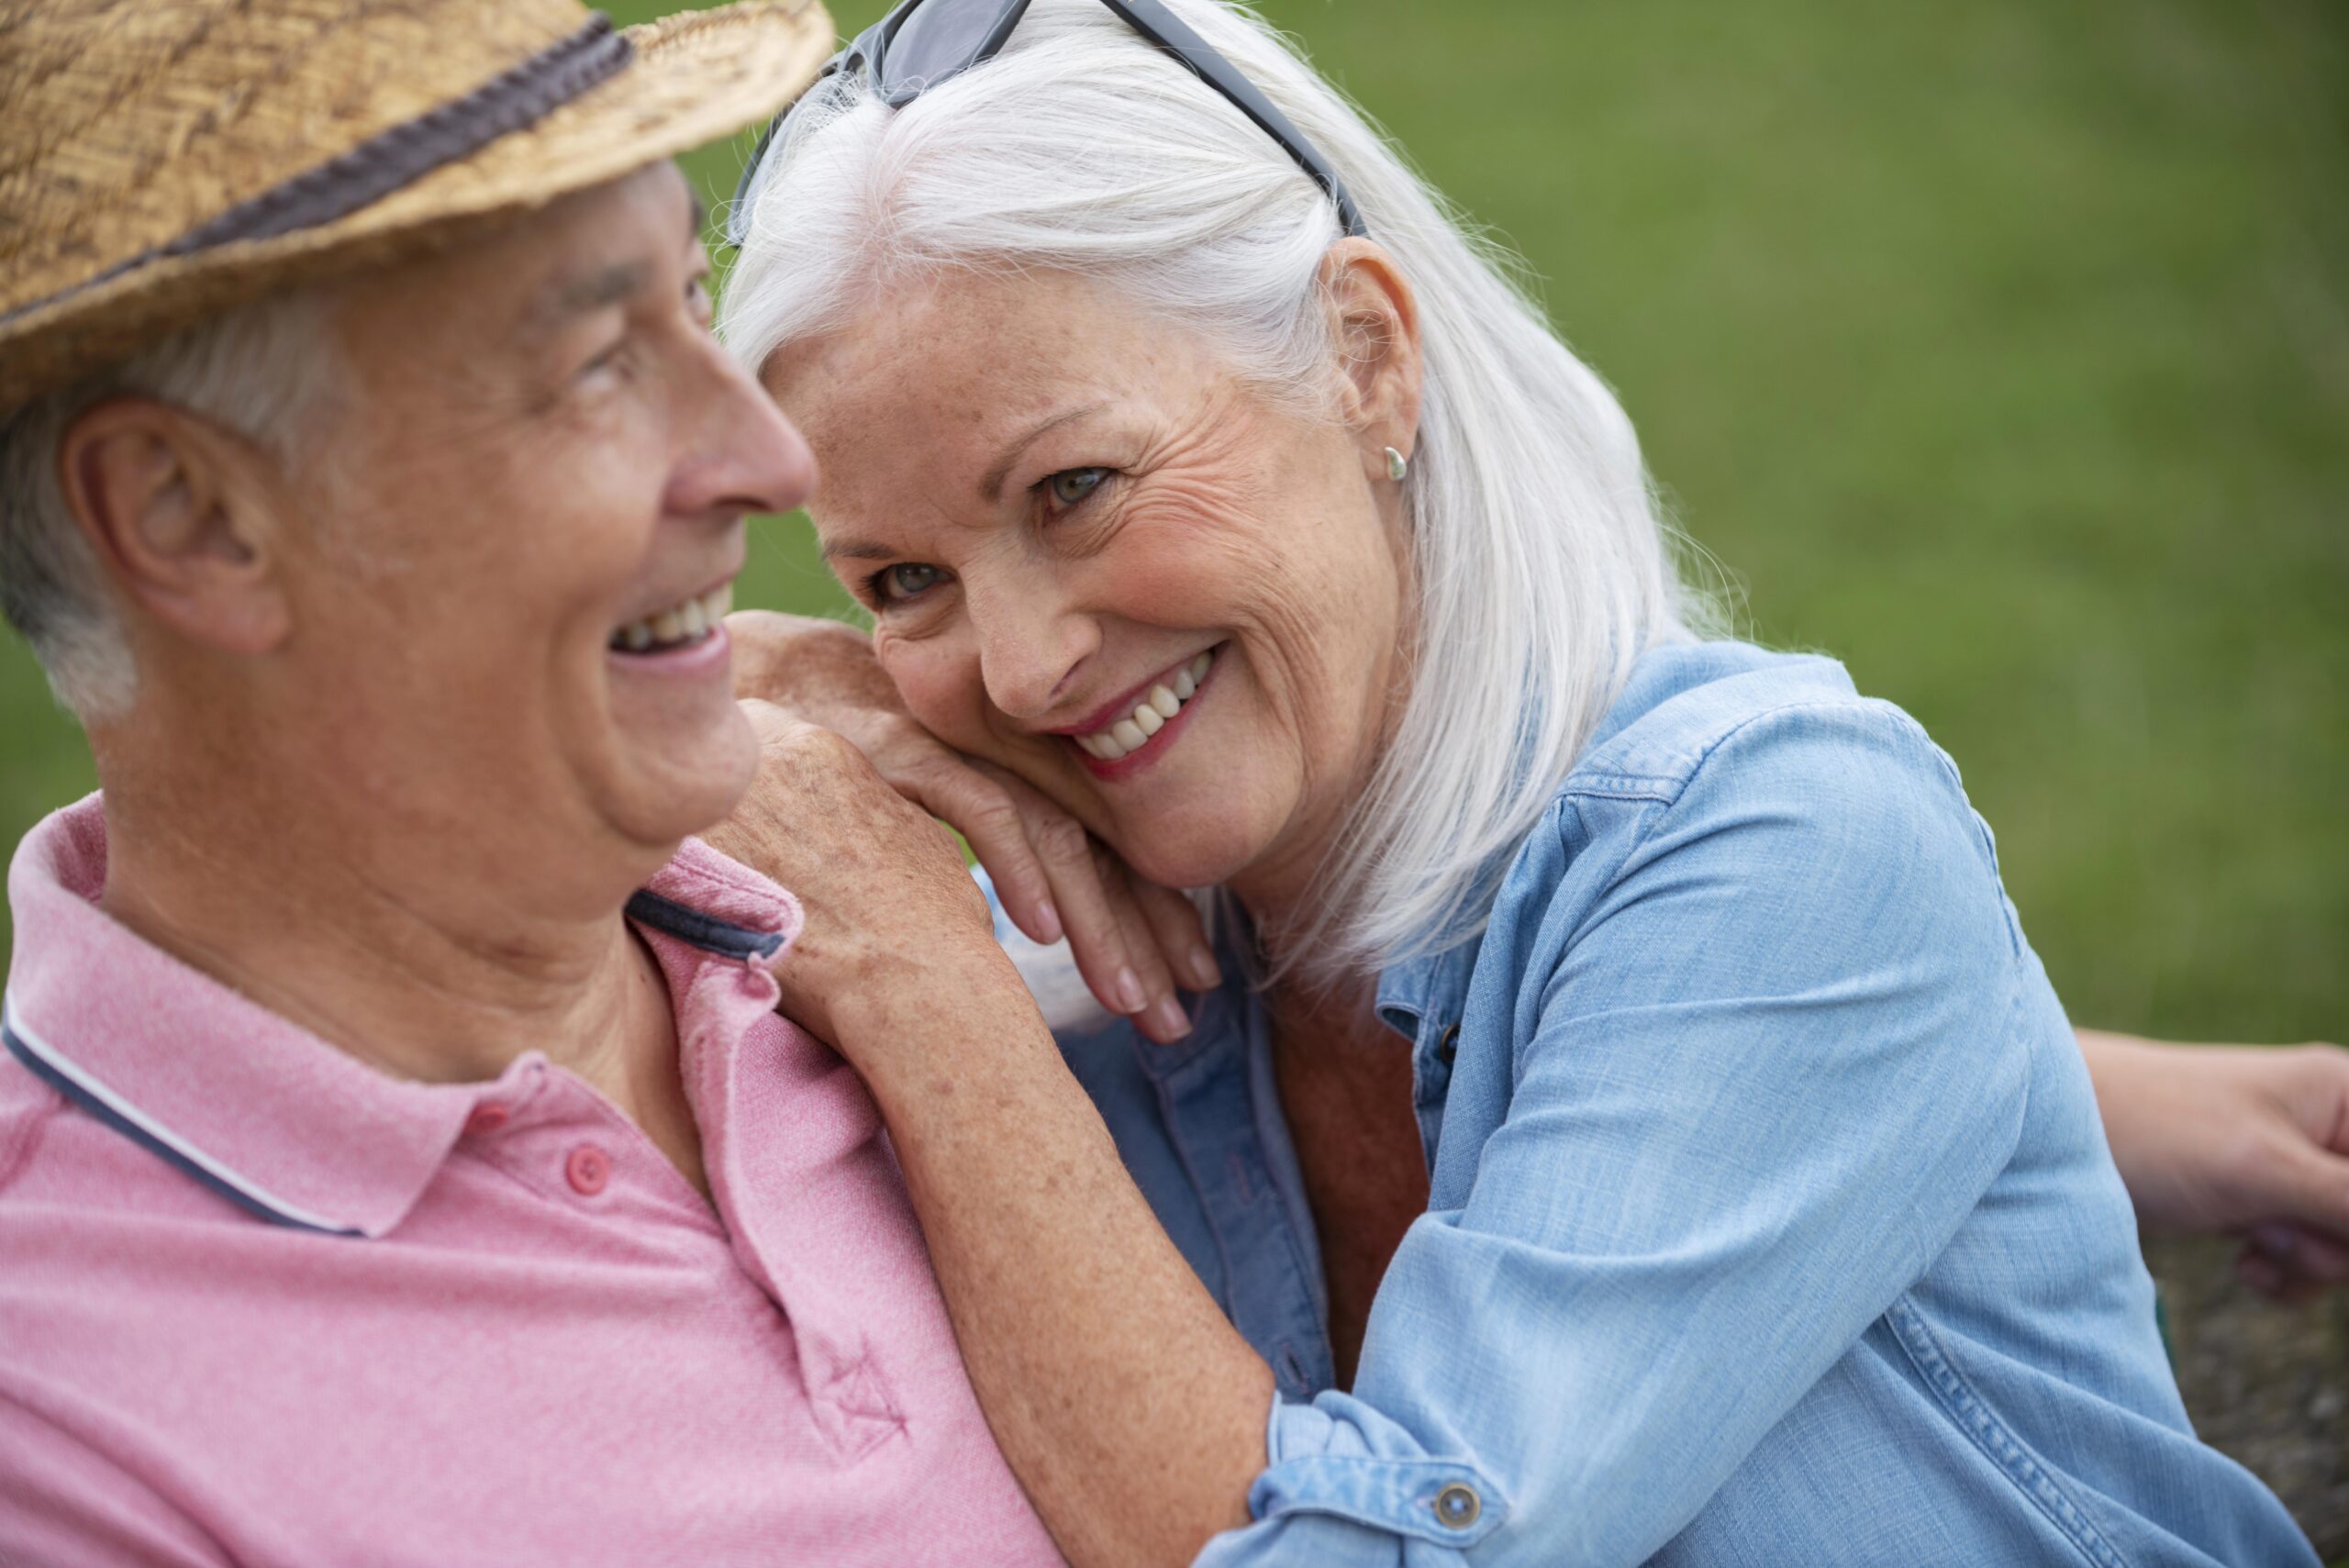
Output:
[765, 265, 1433, 1385]
[763, 268, 1408, 911]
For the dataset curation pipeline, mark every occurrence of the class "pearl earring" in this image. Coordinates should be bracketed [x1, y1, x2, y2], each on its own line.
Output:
[1385, 446, 1409, 482]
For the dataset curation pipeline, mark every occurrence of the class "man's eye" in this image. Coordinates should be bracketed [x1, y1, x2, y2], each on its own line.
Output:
[1046, 468, 1109, 507]
[578, 337, 630, 382]
[877, 562, 944, 602]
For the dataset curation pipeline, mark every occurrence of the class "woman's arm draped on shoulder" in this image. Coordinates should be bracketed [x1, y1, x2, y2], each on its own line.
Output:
[714, 704, 1273, 1568]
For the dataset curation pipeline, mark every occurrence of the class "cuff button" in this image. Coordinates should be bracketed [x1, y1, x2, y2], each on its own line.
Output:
[1434, 1483, 1481, 1529]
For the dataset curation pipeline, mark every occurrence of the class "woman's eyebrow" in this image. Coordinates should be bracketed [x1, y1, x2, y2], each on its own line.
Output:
[979, 403, 1108, 500]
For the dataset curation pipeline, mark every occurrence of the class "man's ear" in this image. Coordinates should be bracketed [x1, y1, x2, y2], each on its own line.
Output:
[57, 397, 294, 657]
[1317, 238, 1425, 478]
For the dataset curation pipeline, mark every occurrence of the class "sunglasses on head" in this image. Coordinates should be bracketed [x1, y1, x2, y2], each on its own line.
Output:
[724, 0, 1367, 250]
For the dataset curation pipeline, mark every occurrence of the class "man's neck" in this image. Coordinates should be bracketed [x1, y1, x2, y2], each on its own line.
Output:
[90, 765, 667, 1094]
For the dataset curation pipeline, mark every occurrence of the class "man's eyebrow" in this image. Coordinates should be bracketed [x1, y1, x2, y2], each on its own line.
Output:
[522, 257, 655, 340]
[980, 404, 1110, 500]
[820, 539, 899, 563]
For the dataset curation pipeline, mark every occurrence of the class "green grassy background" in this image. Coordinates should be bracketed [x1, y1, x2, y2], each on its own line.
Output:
[2, 0, 2341, 1049]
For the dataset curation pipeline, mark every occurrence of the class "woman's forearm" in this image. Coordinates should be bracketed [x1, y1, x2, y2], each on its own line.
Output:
[839, 961, 1272, 1568]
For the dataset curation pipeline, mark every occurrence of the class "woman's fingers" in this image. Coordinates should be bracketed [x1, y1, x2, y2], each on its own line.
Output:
[1097, 849, 1194, 1044]
[1132, 877, 1219, 995]
[899, 751, 1063, 946]
[1021, 806, 1151, 1022]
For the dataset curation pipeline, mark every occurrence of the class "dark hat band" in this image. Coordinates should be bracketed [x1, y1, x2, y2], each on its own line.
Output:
[3, 16, 635, 330]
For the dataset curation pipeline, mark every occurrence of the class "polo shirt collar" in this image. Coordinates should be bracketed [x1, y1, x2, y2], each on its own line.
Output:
[2, 795, 796, 1240]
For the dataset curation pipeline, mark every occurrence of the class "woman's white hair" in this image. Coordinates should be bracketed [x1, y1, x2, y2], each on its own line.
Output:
[723, 0, 1712, 984]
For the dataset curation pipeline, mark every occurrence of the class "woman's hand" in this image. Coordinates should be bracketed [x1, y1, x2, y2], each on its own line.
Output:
[724, 611, 1216, 1043]
[2079, 1029, 2349, 1302]
[700, 700, 1011, 1052]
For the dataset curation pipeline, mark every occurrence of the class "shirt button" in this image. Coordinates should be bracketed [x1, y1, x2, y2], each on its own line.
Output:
[1437, 1023, 1461, 1065]
[463, 1104, 509, 1137]
[565, 1144, 611, 1196]
[1433, 1483, 1481, 1529]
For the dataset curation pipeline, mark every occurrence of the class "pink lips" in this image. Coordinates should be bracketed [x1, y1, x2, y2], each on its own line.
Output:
[1067, 649, 1220, 782]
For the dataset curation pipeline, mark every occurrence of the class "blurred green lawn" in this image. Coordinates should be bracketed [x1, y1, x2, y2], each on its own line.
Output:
[2, 0, 2341, 1046]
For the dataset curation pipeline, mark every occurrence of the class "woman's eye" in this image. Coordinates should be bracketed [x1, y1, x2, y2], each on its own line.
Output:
[1046, 468, 1109, 507]
[878, 562, 944, 602]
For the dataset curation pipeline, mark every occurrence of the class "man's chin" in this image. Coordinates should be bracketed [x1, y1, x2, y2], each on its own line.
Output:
[599, 708, 763, 856]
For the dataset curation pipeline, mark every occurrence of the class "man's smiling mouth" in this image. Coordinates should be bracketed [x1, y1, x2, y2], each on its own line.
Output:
[1071, 648, 1218, 762]
[611, 582, 733, 655]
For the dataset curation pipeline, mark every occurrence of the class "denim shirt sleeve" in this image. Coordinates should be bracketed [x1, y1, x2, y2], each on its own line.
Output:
[1196, 699, 2034, 1567]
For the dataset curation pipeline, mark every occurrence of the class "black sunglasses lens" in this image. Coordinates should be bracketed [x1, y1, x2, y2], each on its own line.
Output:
[879, 0, 1005, 96]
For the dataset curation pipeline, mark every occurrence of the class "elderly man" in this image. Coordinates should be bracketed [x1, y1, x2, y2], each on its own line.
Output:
[0, 2, 1065, 1562]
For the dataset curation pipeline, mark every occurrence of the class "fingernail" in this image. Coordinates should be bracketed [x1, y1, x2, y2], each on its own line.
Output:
[1149, 995, 1193, 1040]
[1033, 901, 1063, 944]
[1186, 946, 1220, 991]
[1117, 968, 1147, 1014]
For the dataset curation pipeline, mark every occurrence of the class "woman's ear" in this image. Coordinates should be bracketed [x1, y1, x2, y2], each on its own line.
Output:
[57, 397, 295, 658]
[1318, 238, 1424, 478]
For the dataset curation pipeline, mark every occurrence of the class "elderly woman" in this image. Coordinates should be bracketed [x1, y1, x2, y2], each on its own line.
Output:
[711, 0, 2333, 1564]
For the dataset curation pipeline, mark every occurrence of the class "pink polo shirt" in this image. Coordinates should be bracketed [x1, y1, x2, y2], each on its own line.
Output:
[0, 795, 1062, 1567]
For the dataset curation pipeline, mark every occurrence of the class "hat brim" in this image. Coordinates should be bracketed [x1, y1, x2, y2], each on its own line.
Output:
[0, 1, 834, 416]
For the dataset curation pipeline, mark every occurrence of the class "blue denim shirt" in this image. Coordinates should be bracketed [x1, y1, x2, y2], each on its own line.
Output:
[993, 641, 2313, 1567]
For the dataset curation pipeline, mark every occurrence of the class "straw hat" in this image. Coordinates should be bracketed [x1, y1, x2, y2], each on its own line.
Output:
[0, 0, 836, 417]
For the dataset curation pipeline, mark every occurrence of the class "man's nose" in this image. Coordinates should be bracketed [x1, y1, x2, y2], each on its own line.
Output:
[665, 342, 818, 521]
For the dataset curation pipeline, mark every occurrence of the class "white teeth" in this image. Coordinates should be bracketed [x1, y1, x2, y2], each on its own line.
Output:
[1070, 648, 1220, 762]
[612, 581, 736, 653]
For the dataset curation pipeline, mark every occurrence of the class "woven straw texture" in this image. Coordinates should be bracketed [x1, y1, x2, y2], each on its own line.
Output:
[0, 0, 834, 414]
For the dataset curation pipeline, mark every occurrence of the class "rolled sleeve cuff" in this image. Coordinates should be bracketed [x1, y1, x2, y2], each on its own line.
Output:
[1193, 1391, 1508, 1566]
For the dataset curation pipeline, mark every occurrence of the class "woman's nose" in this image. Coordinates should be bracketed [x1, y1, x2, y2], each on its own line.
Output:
[971, 582, 1097, 724]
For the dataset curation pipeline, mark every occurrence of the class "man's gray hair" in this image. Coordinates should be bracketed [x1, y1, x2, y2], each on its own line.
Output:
[0, 291, 337, 721]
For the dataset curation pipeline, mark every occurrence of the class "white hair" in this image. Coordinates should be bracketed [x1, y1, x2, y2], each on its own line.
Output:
[0, 291, 338, 722]
[723, 0, 1714, 984]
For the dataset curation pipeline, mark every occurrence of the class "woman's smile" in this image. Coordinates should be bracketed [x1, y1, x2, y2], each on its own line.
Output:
[1056, 643, 1222, 778]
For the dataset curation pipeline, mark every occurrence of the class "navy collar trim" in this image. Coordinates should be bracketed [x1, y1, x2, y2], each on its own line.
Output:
[624, 889, 785, 962]
[0, 996, 362, 1238]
